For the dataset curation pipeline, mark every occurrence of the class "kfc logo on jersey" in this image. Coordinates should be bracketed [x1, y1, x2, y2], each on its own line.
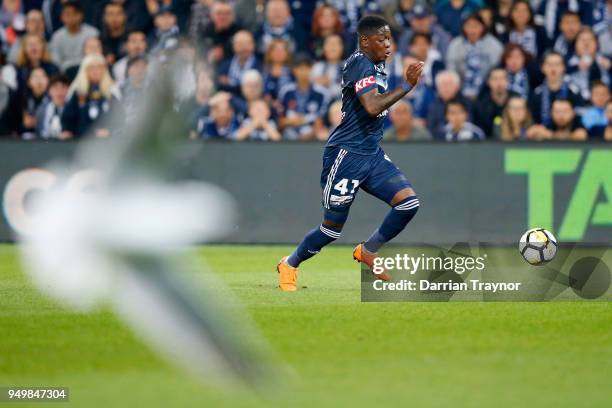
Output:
[355, 75, 375, 92]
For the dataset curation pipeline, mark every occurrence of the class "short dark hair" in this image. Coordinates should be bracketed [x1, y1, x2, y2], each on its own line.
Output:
[560, 10, 581, 21]
[357, 15, 389, 36]
[62, 1, 82, 13]
[410, 32, 432, 45]
[49, 74, 70, 87]
[446, 98, 468, 114]
[590, 80, 609, 91]
[542, 50, 564, 65]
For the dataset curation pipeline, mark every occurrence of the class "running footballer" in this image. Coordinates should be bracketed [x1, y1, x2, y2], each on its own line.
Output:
[277, 15, 424, 291]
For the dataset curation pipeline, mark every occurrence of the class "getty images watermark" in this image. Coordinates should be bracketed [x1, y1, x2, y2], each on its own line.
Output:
[361, 243, 612, 302]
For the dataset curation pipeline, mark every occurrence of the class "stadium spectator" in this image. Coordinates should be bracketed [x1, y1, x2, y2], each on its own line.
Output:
[536, 0, 591, 41]
[83, 36, 103, 56]
[8, 9, 45, 64]
[401, 53, 435, 124]
[20, 67, 48, 139]
[181, 68, 213, 133]
[192, 92, 239, 140]
[490, 0, 513, 38]
[262, 38, 293, 106]
[426, 70, 472, 134]
[188, 0, 212, 43]
[591, 100, 612, 140]
[112, 30, 147, 82]
[581, 80, 611, 130]
[111, 55, 148, 124]
[235, 99, 281, 141]
[477, 6, 494, 34]
[473, 68, 516, 137]
[233, 0, 266, 33]
[0, 0, 25, 50]
[552, 11, 582, 62]
[49, 1, 99, 73]
[149, 6, 179, 56]
[434, 0, 481, 38]
[61, 54, 113, 139]
[325, 99, 342, 136]
[35, 73, 68, 140]
[234, 69, 264, 121]
[529, 51, 583, 125]
[494, 96, 533, 141]
[200, 0, 239, 64]
[256, 0, 308, 54]
[311, 34, 344, 100]
[567, 27, 611, 100]
[446, 13, 503, 99]
[501, 44, 533, 99]
[527, 99, 587, 140]
[384, 100, 432, 141]
[382, 0, 416, 36]
[397, 4, 451, 58]
[216, 30, 261, 95]
[14, 34, 58, 93]
[277, 53, 328, 140]
[310, 4, 346, 59]
[100, 2, 127, 66]
[434, 98, 485, 141]
[408, 32, 444, 90]
[504, 0, 549, 59]
[326, 0, 381, 34]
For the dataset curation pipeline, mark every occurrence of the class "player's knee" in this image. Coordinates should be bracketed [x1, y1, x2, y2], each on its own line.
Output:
[392, 195, 420, 218]
[319, 223, 342, 241]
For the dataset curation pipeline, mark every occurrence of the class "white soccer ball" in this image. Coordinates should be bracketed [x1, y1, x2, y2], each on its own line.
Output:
[518, 228, 558, 265]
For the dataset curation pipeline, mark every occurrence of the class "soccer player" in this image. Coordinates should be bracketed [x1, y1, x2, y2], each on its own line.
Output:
[277, 15, 424, 291]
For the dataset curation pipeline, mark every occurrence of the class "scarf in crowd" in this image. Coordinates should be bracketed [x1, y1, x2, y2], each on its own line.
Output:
[544, 0, 579, 39]
[261, 17, 295, 52]
[40, 102, 63, 139]
[509, 28, 538, 57]
[553, 35, 571, 57]
[227, 55, 256, 87]
[507, 69, 530, 99]
[592, 0, 611, 35]
[154, 25, 179, 53]
[463, 40, 483, 98]
[540, 81, 568, 125]
[264, 66, 292, 100]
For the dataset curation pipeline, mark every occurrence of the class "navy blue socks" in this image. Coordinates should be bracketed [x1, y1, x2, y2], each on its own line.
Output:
[364, 196, 419, 253]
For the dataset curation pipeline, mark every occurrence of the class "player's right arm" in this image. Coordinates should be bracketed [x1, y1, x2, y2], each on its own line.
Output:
[358, 62, 424, 117]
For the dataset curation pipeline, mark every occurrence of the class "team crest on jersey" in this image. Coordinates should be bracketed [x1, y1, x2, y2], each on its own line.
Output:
[355, 75, 376, 92]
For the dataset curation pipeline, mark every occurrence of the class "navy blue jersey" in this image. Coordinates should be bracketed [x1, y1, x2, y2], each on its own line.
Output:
[326, 51, 388, 155]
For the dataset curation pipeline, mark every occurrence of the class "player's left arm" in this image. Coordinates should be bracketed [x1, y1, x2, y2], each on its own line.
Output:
[358, 62, 423, 117]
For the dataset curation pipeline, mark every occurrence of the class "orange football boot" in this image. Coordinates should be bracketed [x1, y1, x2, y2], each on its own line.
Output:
[277, 256, 298, 291]
[353, 243, 391, 281]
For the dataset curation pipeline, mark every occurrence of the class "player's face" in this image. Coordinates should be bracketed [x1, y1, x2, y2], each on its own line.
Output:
[366, 26, 391, 62]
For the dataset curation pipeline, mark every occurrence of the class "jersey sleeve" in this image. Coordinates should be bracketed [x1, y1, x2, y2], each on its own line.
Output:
[348, 56, 377, 97]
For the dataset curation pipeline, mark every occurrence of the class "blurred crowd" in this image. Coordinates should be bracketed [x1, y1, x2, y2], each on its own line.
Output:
[0, 0, 611, 142]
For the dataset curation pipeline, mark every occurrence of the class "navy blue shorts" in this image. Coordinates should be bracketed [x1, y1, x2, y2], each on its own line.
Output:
[320, 146, 413, 211]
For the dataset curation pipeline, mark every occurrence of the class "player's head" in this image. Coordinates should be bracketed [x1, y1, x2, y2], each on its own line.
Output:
[357, 15, 391, 62]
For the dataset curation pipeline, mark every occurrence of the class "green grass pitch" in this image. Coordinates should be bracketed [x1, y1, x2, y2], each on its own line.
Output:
[1, 244, 611, 407]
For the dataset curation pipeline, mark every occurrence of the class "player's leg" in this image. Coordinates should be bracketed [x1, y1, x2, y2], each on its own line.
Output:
[278, 148, 365, 291]
[356, 151, 419, 274]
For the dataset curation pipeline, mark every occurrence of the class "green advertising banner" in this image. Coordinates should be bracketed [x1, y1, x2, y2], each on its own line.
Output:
[1, 141, 611, 244]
